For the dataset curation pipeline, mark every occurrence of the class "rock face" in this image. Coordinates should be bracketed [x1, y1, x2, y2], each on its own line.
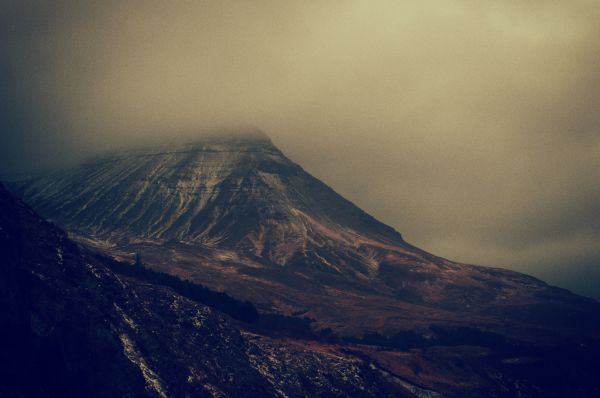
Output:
[9, 133, 600, 340]
[16, 133, 402, 271]
[0, 183, 413, 398]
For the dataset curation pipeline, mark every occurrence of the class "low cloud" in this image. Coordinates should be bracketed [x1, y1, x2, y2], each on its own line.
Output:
[1, 0, 599, 297]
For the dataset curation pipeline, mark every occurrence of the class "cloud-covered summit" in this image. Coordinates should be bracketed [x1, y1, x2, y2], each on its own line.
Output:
[1, 0, 598, 298]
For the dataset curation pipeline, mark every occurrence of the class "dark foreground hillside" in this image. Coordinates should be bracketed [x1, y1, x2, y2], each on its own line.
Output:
[3, 181, 600, 397]
[0, 182, 412, 397]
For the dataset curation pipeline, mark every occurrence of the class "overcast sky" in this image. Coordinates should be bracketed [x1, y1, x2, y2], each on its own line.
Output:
[1, 0, 599, 298]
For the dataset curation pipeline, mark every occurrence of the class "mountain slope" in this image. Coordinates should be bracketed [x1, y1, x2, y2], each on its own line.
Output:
[9, 134, 600, 341]
[17, 133, 401, 256]
[0, 182, 415, 397]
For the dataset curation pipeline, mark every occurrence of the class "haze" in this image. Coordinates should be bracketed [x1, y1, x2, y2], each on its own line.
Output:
[1, 0, 599, 299]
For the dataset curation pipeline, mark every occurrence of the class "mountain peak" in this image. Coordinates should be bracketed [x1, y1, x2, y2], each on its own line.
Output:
[12, 136, 404, 269]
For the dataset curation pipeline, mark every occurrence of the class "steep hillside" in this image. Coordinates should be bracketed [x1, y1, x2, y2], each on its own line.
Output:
[0, 182, 415, 397]
[15, 133, 401, 256]
[9, 134, 600, 341]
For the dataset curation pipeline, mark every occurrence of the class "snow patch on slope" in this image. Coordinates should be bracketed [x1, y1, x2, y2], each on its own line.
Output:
[119, 333, 168, 398]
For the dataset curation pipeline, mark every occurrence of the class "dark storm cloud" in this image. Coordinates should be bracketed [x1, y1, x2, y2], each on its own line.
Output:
[1, 0, 599, 298]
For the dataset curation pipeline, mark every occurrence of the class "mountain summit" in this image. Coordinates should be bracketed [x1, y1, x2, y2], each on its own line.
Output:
[10, 133, 600, 339]
[18, 134, 403, 273]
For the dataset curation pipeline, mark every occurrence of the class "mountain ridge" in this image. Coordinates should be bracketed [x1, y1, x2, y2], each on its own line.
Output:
[12, 134, 405, 263]
[8, 133, 600, 341]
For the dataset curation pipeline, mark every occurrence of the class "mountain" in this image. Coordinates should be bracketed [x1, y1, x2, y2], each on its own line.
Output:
[9, 133, 600, 342]
[6, 132, 600, 396]
[14, 132, 403, 267]
[0, 182, 420, 397]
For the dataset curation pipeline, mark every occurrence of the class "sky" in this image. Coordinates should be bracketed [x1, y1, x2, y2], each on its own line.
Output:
[1, 0, 599, 299]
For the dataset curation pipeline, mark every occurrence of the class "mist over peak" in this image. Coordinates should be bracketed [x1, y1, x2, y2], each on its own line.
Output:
[1, 0, 599, 299]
